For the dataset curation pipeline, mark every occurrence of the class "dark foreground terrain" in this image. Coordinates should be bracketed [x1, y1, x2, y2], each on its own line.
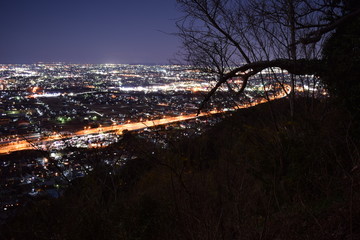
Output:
[1, 98, 360, 240]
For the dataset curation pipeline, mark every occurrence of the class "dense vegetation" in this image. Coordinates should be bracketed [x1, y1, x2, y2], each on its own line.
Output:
[322, 15, 360, 119]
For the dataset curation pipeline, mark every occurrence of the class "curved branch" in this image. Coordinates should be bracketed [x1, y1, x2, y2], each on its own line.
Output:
[197, 58, 324, 114]
[233, 58, 324, 76]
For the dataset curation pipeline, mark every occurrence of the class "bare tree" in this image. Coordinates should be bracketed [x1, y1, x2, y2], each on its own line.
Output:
[176, 0, 360, 115]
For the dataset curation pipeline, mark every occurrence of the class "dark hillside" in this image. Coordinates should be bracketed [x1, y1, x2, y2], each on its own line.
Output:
[1, 98, 359, 240]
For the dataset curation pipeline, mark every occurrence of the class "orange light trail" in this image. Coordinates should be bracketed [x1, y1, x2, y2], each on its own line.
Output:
[0, 88, 289, 155]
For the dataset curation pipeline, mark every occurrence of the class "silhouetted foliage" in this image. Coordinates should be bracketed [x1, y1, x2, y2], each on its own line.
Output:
[322, 15, 360, 117]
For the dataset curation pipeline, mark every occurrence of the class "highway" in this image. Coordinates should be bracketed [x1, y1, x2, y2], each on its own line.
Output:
[0, 88, 289, 155]
[0, 112, 214, 155]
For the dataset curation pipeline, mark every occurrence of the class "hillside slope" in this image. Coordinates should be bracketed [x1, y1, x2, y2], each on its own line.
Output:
[2, 98, 360, 240]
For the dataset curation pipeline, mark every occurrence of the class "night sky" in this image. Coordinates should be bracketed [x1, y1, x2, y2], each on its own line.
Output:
[0, 0, 181, 64]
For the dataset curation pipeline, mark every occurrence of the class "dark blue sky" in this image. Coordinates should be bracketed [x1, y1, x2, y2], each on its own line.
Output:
[0, 0, 181, 64]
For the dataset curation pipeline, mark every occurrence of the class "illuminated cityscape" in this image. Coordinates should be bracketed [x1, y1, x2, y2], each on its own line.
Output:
[0, 64, 214, 134]
[0, 63, 231, 220]
[0, 63, 321, 222]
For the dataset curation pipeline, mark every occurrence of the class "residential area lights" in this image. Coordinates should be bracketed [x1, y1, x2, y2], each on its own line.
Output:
[0, 63, 323, 152]
[0, 63, 324, 217]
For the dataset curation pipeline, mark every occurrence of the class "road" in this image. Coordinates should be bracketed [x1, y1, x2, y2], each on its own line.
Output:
[0, 88, 289, 155]
[0, 112, 215, 155]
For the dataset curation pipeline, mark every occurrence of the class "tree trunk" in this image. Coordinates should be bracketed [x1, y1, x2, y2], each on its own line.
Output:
[288, 0, 297, 118]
